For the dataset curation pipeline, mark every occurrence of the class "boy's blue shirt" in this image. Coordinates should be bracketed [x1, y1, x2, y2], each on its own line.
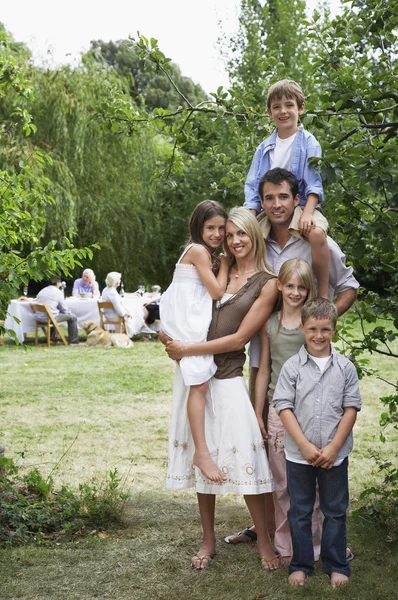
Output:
[244, 127, 324, 214]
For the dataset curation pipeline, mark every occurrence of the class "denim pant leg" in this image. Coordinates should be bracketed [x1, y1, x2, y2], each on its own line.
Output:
[286, 460, 317, 575]
[56, 313, 79, 344]
[318, 457, 350, 577]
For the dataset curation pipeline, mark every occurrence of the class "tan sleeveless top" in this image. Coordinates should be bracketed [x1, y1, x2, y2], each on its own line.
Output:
[207, 271, 275, 379]
[267, 311, 304, 403]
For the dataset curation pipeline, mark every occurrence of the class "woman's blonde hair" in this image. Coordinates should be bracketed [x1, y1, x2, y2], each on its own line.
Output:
[224, 207, 274, 275]
[278, 258, 316, 306]
[105, 272, 121, 287]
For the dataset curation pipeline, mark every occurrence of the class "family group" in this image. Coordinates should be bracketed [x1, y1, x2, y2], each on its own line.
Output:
[159, 79, 361, 588]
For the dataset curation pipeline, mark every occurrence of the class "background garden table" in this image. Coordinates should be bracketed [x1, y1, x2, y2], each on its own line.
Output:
[4, 294, 158, 343]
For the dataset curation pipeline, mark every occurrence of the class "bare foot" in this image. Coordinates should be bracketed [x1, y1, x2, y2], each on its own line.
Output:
[193, 452, 226, 483]
[191, 542, 216, 570]
[330, 572, 349, 588]
[280, 555, 292, 567]
[289, 571, 306, 586]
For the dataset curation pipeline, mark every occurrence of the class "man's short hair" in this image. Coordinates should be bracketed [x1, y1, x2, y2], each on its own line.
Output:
[48, 275, 61, 286]
[267, 79, 305, 109]
[301, 298, 338, 329]
[258, 168, 299, 201]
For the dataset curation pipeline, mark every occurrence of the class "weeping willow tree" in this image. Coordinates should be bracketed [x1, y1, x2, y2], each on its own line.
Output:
[26, 56, 169, 290]
[0, 26, 95, 317]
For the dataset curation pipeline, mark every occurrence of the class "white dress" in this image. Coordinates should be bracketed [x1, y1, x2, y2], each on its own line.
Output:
[159, 244, 217, 386]
[165, 292, 275, 495]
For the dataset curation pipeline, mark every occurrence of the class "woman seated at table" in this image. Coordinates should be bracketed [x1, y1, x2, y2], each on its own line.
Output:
[102, 272, 148, 337]
[72, 269, 100, 298]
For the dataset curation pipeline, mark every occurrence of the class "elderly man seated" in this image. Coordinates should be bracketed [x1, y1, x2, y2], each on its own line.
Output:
[72, 269, 100, 298]
[35, 277, 79, 344]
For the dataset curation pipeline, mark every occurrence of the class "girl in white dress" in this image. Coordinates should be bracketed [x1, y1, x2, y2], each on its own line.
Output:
[160, 200, 230, 483]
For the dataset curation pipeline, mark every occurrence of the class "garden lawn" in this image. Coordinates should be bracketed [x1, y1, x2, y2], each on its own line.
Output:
[0, 337, 397, 600]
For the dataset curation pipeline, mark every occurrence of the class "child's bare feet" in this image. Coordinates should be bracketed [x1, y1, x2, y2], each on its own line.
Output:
[193, 452, 226, 483]
[289, 571, 306, 585]
[330, 572, 350, 588]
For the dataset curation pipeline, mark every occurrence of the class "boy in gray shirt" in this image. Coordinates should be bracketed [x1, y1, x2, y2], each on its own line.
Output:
[272, 298, 361, 587]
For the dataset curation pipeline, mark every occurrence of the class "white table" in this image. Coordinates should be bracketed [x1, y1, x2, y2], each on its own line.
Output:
[5, 294, 156, 343]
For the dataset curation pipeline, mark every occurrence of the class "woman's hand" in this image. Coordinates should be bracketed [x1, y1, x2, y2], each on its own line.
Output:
[159, 331, 172, 346]
[166, 340, 186, 360]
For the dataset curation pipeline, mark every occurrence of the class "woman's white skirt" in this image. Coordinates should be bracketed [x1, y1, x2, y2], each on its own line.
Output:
[165, 368, 274, 495]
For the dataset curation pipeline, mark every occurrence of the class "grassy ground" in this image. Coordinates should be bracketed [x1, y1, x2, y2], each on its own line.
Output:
[0, 334, 397, 600]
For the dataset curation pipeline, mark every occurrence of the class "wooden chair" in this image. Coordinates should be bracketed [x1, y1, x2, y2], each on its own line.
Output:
[30, 303, 68, 347]
[97, 301, 125, 333]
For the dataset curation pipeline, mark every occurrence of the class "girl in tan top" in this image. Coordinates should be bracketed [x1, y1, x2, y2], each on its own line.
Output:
[165, 208, 280, 571]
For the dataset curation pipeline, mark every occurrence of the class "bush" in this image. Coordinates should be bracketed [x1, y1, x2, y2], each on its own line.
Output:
[0, 457, 129, 545]
[354, 451, 398, 540]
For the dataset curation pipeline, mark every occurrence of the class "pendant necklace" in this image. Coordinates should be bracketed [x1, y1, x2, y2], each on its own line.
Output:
[235, 269, 257, 279]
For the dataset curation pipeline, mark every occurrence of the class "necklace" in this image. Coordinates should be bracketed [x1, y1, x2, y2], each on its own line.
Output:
[234, 269, 257, 279]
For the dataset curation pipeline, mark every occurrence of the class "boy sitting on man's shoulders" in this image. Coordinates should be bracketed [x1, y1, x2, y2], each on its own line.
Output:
[244, 79, 330, 298]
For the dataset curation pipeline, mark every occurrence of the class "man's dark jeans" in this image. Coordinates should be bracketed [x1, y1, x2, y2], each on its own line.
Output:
[286, 457, 350, 577]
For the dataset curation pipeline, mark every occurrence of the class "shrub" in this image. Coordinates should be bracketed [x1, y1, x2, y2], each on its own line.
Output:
[0, 457, 129, 545]
[354, 451, 398, 540]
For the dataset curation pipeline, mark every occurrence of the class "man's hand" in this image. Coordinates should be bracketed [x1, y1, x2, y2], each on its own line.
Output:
[313, 443, 339, 469]
[298, 211, 316, 236]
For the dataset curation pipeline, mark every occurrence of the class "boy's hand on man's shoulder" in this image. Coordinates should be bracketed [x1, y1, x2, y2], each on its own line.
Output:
[298, 211, 316, 236]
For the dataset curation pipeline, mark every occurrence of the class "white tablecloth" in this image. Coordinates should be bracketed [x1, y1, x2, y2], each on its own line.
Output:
[5, 295, 154, 343]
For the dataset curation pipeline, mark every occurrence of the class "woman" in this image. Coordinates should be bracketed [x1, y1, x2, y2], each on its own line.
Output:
[164, 207, 280, 570]
[101, 272, 144, 337]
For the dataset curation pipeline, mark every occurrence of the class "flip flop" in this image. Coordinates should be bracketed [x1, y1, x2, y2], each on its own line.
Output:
[191, 554, 215, 569]
[346, 547, 354, 561]
[224, 527, 257, 544]
[261, 555, 280, 571]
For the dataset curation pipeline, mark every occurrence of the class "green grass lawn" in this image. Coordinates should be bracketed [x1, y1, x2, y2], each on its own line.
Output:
[0, 336, 397, 600]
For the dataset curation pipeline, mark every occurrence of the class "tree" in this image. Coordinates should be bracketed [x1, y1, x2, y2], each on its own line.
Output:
[0, 27, 94, 329]
[88, 38, 207, 111]
[91, 1, 397, 431]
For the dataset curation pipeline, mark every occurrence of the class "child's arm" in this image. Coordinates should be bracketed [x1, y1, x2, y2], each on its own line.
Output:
[243, 147, 262, 215]
[254, 321, 271, 440]
[279, 409, 322, 464]
[166, 278, 279, 359]
[313, 407, 358, 469]
[186, 245, 229, 300]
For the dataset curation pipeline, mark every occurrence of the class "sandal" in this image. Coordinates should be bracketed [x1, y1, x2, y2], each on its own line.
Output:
[191, 554, 215, 570]
[224, 527, 257, 544]
[261, 555, 280, 571]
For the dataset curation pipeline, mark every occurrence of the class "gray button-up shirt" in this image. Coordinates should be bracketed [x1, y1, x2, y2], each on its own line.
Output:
[272, 345, 361, 464]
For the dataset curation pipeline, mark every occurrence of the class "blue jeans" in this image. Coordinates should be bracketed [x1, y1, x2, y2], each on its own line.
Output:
[286, 458, 350, 577]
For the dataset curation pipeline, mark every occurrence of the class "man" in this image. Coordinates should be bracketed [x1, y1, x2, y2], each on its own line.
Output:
[35, 277, 79, 345]
[72, 268, 100, 297]
[225, 168, 359, 545]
